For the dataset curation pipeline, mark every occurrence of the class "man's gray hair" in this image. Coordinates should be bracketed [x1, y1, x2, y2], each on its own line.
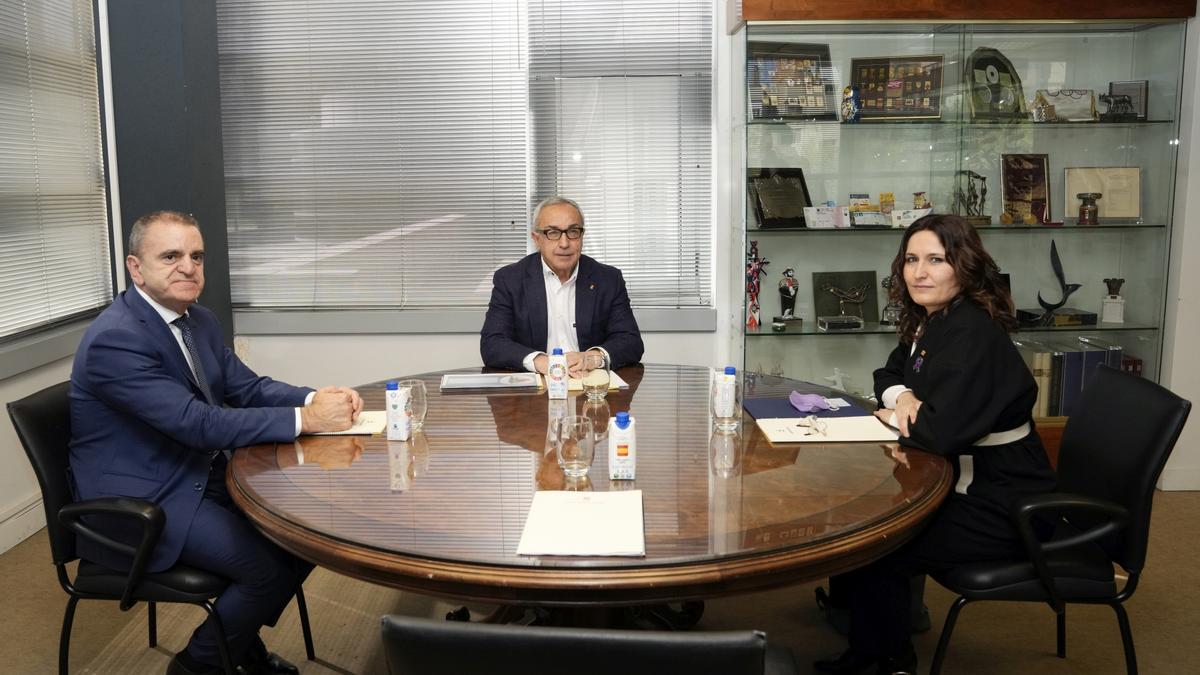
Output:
[530, 196, 584, 232]
[128, 210, 199, 257]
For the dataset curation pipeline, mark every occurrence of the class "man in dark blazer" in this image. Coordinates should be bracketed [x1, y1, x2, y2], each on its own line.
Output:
[69, 211, 361, 675]
[480, 196, 643, 375]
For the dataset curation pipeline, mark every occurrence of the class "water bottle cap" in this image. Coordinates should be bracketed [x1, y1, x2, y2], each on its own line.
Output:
[386, 381, 399, 390]
[724, 366, 737, 375]
[615, 411, 631, 429]
[552, 348, 564, 355]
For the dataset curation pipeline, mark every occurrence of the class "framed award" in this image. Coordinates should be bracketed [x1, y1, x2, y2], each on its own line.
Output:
[747, 42, 837, 121]
[849, 55, 944, 121]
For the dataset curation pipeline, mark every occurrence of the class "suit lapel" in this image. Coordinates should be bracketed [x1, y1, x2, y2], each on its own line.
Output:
[524, 255, 549, 352]
[575, 256, 596, 347]
[123, 290, 207, 398]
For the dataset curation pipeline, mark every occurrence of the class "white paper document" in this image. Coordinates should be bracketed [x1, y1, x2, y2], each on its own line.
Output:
[534, 370, 631, 392]
[756, 416, 899, 443]
[516, 490, 645, 557]
[309, 410, 386, 436]
[439, 372, 541, 390]
[568, 370, 629, 392]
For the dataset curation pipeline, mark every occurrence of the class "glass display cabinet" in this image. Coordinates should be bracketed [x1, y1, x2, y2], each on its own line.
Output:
[734, 20, 1185, 416]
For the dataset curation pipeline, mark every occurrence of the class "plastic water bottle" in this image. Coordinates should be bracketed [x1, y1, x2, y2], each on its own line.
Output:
[547, 348, 568, 399]
[608, 411, 636, 480]
[712, 366, 741, 431]
[386, 380, 411, 441]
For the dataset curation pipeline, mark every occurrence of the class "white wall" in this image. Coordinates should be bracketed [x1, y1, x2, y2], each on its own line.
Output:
[233, 332, 719, 389]
[1157, 17, 1200, 490]
[0, 358, 72, 553]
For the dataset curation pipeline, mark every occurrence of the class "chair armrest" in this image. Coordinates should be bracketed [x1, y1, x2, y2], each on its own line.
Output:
[1009, 492, 1129, 611]
[59, 497, 165, 611]
[1014, 492, 1129, 554]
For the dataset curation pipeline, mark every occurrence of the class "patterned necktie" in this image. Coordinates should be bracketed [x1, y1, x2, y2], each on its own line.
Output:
[172, 315, 215, 404]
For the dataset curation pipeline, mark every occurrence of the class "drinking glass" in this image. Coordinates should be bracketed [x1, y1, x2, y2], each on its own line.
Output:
[581, 398, 611, 444]
[563, 474, 593, 492]
[709, 428, 743, 478]
[398, 379, 428, 430]
[407, 430, 430, 479]
[581, 352, 610, 400]
[556, 415, 595, 478]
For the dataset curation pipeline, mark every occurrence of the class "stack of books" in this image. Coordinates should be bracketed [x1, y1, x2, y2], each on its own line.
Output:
[1013, 336, 1132, 418]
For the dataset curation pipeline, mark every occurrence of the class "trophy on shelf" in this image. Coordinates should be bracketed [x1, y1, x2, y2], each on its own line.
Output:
[1017, 240, 1097, 327]
[773, 267, 801, 332]
[745, 241, 770, 331]
[1101, 277, 1125, 324]
[952, 170, 991, 226]
[1099, 94, 1137, 122]
[817, 281, 868, 332]
[880, 275, 902, 326]
[1077, 192, 1102, 226]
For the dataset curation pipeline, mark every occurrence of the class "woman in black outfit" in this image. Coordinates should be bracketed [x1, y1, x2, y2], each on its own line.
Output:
[815, 214, 1056, 675]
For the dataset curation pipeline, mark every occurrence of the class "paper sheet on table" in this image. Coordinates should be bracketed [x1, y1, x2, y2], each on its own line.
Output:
[535, 371, 630, 392]
[569, 370, 629, 391]
[516, 490, 645, 557]
[440, 372, 542, 390]
[308, 410, 386, 436]
[756, 416, 898, 443]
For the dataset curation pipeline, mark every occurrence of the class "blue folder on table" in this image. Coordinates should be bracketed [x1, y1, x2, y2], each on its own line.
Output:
[743, 397, 872, 420]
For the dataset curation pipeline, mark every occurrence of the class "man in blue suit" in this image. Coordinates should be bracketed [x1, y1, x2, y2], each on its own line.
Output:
[480, 196, 643, 375]
[69, 211, 361, 675]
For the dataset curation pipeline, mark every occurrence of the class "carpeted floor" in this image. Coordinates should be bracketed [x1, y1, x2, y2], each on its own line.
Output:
[2, 491, 1197, 674]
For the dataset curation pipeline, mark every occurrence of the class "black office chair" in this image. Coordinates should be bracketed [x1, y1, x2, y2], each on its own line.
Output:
[380, 614, 800, 675]
[930, 365, 1191, 675]
[7, 381, 315, 675]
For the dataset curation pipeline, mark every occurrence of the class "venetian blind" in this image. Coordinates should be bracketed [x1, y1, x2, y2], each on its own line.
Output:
[529, 0, 713, 307]
[216, 0, 712, 310]
[0, 0, 111, 340]
[216, 0, 528, 308]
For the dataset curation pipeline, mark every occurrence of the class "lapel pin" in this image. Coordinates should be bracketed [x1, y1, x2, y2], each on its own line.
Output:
[589, 283, 596, 290]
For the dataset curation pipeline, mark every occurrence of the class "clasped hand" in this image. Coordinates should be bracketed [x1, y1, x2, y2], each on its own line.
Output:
[300, 386, 363, 433]
[874, 390, 922, 437]
[534, 350, 604, 379]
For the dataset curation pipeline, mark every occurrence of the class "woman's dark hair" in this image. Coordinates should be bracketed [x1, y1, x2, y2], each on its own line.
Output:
[887, 213, 1017, 340]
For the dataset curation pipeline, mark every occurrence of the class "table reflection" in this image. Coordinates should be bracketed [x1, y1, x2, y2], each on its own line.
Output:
[232, 364, 948, 580]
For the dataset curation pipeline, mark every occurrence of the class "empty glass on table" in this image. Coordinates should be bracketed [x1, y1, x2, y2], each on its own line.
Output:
[581, 352, 610, 400]
[397, 379, 428, 430]
[556, 415, 596, 478]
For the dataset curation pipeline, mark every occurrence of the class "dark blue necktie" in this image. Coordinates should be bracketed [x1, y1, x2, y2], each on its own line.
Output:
[173, 315, 215, 404]
[173, 314, 227, 480]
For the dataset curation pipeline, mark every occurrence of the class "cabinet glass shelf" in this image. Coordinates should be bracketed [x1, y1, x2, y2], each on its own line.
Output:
[737, 19, 1182, 388]
[745, 321, 1158, 338]
[748, 119, 1175, 128]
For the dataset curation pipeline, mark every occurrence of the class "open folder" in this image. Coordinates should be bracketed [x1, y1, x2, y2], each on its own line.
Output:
[756, 416, 898, 443]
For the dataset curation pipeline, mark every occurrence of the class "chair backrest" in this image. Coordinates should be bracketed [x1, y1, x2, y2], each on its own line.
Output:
[7, 381, 77, 565]
[1056, 366, 1190, 572]
[380, 614, 769, 675]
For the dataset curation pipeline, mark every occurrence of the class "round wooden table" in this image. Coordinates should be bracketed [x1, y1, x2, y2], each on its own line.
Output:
[229, 364, 951, 607]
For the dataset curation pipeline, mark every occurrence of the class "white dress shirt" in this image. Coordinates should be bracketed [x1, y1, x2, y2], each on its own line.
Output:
[522, 258, 579, 371]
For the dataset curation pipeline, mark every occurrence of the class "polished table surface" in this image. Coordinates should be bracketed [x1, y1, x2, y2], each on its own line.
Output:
[230, 364, 951, 606]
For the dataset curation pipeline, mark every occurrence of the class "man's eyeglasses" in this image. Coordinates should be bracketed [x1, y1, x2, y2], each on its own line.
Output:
[538, 227, 585, 241]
